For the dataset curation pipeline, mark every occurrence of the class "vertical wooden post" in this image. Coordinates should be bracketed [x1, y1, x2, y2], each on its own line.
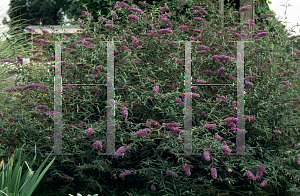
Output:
[219, 0, 224, 28]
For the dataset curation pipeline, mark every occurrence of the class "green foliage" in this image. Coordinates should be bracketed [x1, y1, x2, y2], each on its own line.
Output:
[0, 0, 299, 196]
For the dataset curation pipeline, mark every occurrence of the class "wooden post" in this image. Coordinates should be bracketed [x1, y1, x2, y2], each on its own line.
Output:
[219, 0, 224, 28]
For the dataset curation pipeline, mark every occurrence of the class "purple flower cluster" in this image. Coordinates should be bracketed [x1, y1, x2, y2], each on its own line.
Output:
[246, 170, 256, 180]
[90, 65, 103, 77]
[255, 31, 267, 38]
[92, 141, 102, 153]
[280, 81, 293, 87]
[128, 7, 142, 14]
[65, 122, 87, 130]
[87, 128, 93, 136]
[294, 49, 300, 54]
[119, 105, 128, 118]
[179, 92, 200, 99]
[244, 76, 253, 80]
[203, 151, 210, 161]
[221, 146, 231, 154]
[166, 170, 178, 178]
[161, 123, 184, 134]
[134, 128, 151, 136]
[256, 164, 266, 173]
[178, 24, 188, 30]
[159, 6, 169, 12]
[146, 120, 161, 129]
[210, 168, 217, 179]
[226, 73, 236, 81]
[151, 185, 156, 191]
[16, 55, 23, 65]
[30, 57, 43, 62]
[77, 8, 93, 19]
[42, 30, 50, 34]
[215, 135, 222, 141]
[41, 111, 55, 116]
[260, 180, 267, 187]
[210, 55, 235, 62]
[256, 171, 263, 180]
[258, 63, 267, 71]
[153, 86, 159, 93]
[1, 58, 15, 63]
[25, 26, 35, 32]
[194, 6, 208, 16]
[203, 124, 217, 130]
[98, 17, 107, 22]
[114, 146, 131, 158]
[232, 11, 239, 15]
[193, 17, 206, 22]
[119, 170, 134, 178]
[6, 83, 49, 92]
[240, 5, 251, 12]
[218, 67, 226, 73]
[29, 39, 48, 44]
[195, 44, 211, 54]
[297, 154, 300, 165]
[274, 130, 281, 135]
[35, 105, 49, 110]
[128, 14, 140, 21]
[246, 82, 254, 87]
[7, 117, 22, 122]
[196, 79, 207, 84]
[167, 83, 181, 89]
[216, 95, 227, 103]
[224, 117, 237, 131]
[116, 1, 130, 8]
[183, 163, 191, 176]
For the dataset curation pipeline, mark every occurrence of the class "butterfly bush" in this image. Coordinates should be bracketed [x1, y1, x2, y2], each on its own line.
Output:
[2, 0, 299, 195]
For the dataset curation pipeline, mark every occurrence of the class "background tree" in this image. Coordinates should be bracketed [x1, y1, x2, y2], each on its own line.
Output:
[2, 0, 73, 57]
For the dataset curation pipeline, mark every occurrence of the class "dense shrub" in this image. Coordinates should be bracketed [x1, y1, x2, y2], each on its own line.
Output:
[0, 0, 299, 195]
